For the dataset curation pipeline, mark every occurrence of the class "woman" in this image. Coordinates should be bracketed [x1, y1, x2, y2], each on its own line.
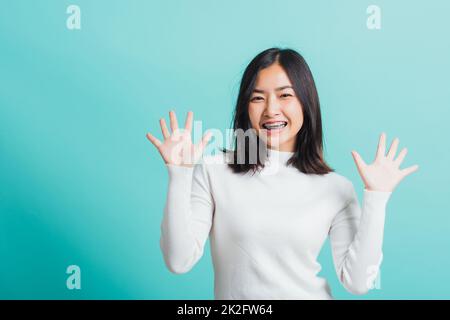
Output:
[146, 48, 419, 299]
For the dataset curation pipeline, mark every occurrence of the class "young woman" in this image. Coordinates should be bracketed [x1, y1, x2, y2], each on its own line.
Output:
[146, 48, 419, 299]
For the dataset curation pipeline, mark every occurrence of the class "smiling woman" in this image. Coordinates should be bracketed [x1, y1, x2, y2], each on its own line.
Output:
[146, 47, 419, 300]
[223, 48, 333, 175]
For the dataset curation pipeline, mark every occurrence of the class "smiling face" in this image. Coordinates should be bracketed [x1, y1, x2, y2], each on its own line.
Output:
[248, 63, 304, 152]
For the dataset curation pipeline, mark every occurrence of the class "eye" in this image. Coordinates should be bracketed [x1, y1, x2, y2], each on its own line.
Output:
[280, 93, 293, 98]
[250, 96, 264, 102]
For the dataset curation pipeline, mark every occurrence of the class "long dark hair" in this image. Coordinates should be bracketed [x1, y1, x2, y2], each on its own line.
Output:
[221, 47, 334, 175]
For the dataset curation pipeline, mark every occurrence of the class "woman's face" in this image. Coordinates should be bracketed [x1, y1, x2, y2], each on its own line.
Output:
[248, 63, 304, 152]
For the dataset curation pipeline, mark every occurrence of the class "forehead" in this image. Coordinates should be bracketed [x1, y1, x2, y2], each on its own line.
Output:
[254, 63, 292, 89]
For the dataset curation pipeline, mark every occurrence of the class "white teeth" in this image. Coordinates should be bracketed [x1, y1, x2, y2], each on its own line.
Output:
[263, 122, 287, 129]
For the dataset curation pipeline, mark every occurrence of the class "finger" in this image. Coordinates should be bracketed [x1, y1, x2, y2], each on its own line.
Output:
[192, 132, 212, 162]
[394, 147, 408, 167]
[185, 111, 193, 134]
[169, 110, 179, 134]
[160, 118, 170, 139]
[199, 131, 213, 150]
[375, 132, 387, 160]
[351, 150, 367, 169]
[401, 164, 419, 178]
[146, 132, 162, 149]
[387, 137, 399, 160]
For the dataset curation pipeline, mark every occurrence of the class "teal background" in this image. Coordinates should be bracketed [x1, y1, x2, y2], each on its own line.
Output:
[0, 0, 448, 299]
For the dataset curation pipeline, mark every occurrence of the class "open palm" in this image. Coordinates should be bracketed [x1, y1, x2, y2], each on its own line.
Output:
[146, 110, 212, 168]
[351, 133, 419, 192]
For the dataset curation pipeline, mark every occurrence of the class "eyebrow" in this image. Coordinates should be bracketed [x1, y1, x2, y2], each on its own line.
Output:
[252, 85, 293, 93]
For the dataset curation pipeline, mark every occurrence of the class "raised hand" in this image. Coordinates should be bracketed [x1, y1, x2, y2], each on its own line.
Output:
[351, 132, 419, 192]
[146, 110, 212, 168]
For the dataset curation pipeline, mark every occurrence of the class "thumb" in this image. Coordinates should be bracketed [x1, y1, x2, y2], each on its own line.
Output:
[351, 150, 367, 169]
[194, 131, 213, 158]
[199, 131, 213, 149]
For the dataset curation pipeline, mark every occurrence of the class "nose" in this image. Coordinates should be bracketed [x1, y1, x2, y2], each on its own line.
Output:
[263, 94, 282, 117]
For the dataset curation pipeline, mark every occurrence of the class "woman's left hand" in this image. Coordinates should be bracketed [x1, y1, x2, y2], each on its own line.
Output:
[351, 132, 419, 192]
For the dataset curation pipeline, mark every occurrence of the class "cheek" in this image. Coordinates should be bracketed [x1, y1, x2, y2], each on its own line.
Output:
[286, 102, 304, 129]
[248, 105, 262, 126]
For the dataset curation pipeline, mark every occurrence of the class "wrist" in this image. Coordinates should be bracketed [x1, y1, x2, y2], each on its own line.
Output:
[165, 162, 194, 168]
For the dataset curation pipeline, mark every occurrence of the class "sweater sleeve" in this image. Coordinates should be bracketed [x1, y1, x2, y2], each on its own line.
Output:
[160, 160, 215, 274]
[328, 183, 392, 295]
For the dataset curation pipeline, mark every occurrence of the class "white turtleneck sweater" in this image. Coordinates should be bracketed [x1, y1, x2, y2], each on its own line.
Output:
[160, 149, 392, 299]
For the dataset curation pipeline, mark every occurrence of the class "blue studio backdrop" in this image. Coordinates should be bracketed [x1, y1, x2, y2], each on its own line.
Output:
[0, 0, 449, 299]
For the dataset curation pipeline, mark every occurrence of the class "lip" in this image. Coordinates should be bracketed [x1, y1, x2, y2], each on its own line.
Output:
[260, 121, 288, 136]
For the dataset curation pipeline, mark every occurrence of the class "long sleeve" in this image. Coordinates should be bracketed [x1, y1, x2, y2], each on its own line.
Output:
[160, 160, 215, 274]
[329, 183, 392, 295]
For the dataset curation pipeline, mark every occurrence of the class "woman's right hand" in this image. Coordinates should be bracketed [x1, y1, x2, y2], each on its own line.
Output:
[146, 110, 212, 168]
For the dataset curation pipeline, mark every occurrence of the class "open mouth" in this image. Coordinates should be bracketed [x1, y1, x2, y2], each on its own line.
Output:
[262, 121, 288, 130]
[261, 121, 288, 136]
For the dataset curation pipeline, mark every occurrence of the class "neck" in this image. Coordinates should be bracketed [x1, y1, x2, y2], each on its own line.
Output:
[266, 147, 295, 164]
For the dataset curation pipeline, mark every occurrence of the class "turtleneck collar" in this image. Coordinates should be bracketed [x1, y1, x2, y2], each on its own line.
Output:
[266, 148, 295, 165]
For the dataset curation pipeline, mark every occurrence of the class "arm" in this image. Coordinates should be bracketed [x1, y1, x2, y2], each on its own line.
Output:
[329, 184, 392, 295]
[160, 160, 214, 274]
[330, 132, 419, 294]
[145, 110, 213, 274]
